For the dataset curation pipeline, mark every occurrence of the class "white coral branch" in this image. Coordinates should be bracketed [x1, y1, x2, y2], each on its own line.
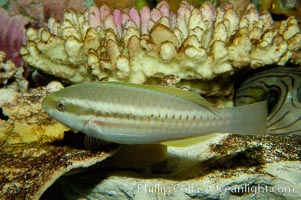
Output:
[20, 1, 301, 92]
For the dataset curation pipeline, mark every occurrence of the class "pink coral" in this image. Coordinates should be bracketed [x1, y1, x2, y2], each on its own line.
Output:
[0, 7, 28, 66]
[94, 0, 137, 9]
[42, 0, 86, 22]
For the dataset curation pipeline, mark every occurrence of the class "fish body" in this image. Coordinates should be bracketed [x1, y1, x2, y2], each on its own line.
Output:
[42, 82, 267, 146]
[235, 67, 301, 135]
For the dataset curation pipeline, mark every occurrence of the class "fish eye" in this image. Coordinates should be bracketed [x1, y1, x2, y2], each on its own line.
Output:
[266, 87, 280, 113]
[297, 87, 301, 102]
[55, 99, 67, 112]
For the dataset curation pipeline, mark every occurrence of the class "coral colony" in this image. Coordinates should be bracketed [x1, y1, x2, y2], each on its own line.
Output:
[20, 1, 301, 90]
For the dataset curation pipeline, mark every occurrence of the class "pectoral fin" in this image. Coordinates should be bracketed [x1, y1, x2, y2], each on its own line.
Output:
[84, 135, 110, 150]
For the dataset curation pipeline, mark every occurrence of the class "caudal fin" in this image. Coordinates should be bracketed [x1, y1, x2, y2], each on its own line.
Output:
[227, 101, 268, 135]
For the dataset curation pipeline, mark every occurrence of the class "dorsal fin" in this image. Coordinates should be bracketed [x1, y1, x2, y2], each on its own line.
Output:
[103, 81, 212, 107]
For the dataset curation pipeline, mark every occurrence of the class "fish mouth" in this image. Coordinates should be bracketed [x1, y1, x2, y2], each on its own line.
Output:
[41, 96, 51, 113]
[41, 100, 46, 111]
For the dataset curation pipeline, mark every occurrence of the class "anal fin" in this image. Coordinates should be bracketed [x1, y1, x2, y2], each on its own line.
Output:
[160, 133, 221, 147]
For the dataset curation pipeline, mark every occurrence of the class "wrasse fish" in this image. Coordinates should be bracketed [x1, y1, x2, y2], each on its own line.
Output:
[42, 82, 267, 147]
[235, 67, 301, 135]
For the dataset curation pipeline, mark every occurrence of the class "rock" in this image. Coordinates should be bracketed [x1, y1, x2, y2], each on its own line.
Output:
[42, 134, 301, 199]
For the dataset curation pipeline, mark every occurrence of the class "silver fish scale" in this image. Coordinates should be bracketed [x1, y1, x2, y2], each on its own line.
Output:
[75, 83, 226, 143]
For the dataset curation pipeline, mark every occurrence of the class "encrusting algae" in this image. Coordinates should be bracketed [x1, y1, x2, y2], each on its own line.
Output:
[0, 81, 68, 145]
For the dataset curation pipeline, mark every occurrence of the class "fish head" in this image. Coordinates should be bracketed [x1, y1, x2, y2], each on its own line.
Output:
[42, 87, 89, 132]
